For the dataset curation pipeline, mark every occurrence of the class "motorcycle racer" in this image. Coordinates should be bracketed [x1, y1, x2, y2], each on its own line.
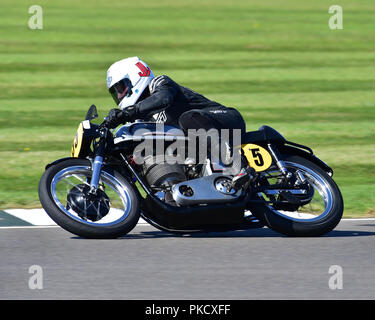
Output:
[105, 56, 254, 190]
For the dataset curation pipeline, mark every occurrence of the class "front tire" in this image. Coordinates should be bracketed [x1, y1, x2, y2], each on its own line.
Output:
[248, 155, 344, 237]
[39, 158, 140, 238]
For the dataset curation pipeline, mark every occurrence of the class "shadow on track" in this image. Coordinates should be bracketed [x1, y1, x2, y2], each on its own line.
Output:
[114, 227, 375, 239]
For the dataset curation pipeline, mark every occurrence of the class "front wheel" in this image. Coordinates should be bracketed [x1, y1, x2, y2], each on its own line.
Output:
[248, 155, 344, 237]
[39, 158, 140, 238]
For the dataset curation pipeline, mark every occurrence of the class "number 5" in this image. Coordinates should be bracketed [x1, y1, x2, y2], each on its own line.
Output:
[251, 148, 264, 167]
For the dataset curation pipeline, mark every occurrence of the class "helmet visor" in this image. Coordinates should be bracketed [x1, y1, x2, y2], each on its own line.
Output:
[109, 78, 133, 105]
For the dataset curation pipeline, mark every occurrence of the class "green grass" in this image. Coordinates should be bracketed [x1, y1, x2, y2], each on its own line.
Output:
[0, 0, 374, 217]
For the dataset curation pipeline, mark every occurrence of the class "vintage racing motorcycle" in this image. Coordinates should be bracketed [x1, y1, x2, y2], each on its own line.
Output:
[38, 105, 344, 238]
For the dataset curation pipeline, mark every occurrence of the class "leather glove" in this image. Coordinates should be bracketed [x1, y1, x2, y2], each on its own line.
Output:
[122, 105, 138, 122]
[106, 106, 138, 129]
[106, 108, 124, 129]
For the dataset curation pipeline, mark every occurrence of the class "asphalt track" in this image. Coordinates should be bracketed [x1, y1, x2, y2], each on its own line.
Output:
[1, 219, 375, 300]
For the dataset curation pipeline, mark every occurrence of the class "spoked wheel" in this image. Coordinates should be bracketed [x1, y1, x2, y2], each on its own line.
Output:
[248, 155, 344, 236]
[39, 158, 140, 238]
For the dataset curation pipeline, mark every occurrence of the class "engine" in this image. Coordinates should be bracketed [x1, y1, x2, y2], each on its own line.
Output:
[141, 155, 242, 207]
[141, 155, 187, 205]
[142, 155, 186, 186]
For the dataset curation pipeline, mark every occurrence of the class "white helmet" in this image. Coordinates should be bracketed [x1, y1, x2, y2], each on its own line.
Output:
[106, 57, 154, 109]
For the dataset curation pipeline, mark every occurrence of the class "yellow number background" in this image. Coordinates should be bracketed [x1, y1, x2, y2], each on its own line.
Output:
[242, 143, 272, 172]
[71, 122, 84, 158]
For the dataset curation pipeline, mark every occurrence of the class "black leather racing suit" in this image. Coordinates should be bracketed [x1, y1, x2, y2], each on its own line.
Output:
[136, 75, 246, 130]
[135, 75, 247, 170]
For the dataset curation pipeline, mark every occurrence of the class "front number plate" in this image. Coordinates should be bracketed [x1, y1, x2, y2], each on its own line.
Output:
[242, 143, 272, 172]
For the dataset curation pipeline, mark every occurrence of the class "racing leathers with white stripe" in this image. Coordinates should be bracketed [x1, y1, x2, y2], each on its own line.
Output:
[136, 75, 229, 127]
[135, 74, 250, 179]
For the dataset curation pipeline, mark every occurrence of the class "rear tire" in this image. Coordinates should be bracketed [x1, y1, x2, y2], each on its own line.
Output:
[248, 155, 344, 237]
[39, 158, 140, 239]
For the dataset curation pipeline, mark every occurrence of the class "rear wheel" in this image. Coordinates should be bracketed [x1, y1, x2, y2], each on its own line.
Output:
[248, 155, 343, 236]
[39, 158, 140, 238]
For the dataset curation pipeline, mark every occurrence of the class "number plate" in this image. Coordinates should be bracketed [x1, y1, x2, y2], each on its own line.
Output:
[71, 122, 84, 158]
[242, 143, 272, 172]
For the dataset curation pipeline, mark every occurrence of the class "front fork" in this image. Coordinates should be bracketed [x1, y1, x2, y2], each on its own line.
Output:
[89, 128, 108, 194]
[266, 143, 306, 186]
[90, 155, 103, 192]
[267, 144, 291, 178]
